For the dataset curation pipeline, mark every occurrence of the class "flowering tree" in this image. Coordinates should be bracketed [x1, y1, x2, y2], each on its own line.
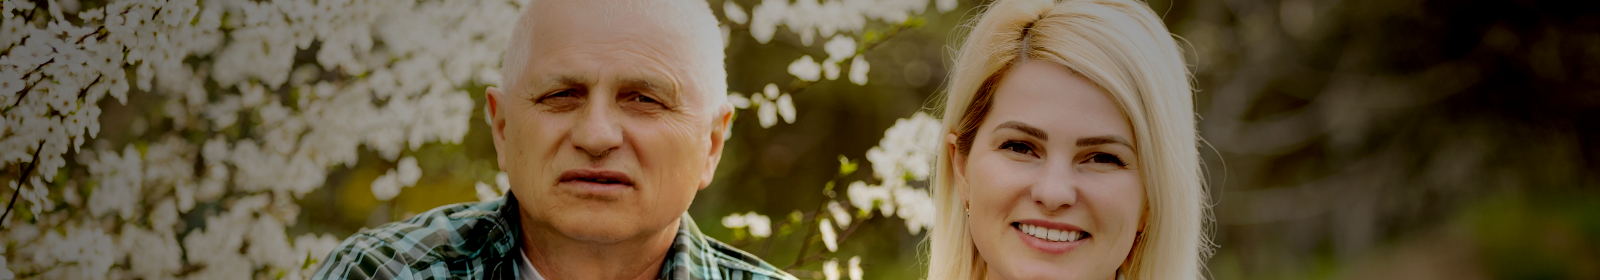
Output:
[0, 0, 955, 279]
[712, 0, 952, 278]
[721, 112, 941, 279]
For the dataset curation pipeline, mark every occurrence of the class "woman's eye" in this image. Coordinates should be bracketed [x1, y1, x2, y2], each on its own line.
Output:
[1087, 153, 1126, 167]
[999, 141, 1037, 156]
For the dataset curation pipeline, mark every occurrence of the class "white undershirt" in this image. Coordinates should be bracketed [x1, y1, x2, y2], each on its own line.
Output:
[516, 250, 546, 280]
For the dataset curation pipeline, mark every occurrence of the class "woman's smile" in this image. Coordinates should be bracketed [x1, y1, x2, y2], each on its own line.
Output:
[1011, 221, 1091, 254]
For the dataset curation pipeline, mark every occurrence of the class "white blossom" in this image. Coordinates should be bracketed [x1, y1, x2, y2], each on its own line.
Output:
[823, 60, 842, 80]
[866, 112, 941, 182]
[118, 225, 182, 279]
[31, 224, 116, 279]
[894, 185, 936, 235]
[396, 156, 422, 187]
[748, 0, 782, 44]
[762, 83, 781, 99]
[720, 212, 772, 238]
[823, 35, 856, 62]
[752, 84, 788, 128]
[849, 256, 863, 280]
[476, 182, 500, 202]
[847, 181, 894, 217]
[758, 96, 779, 128]
[496, 171, 511, 191]
[728, 92, 751, 109]
[824, 258, 841, 280]
[828, 201, 852, 227]
[371, 171, 402, 201]
[820, 217, 838, 252]
[0, 255, 12, 279]
[721, 213, 749, 229]
[722, 1, 748, 25]
[85, 145, 143, 220]
[849, 55, 871, 85]
[788, 55, 822, 81]
[746, 212, 772, 238]
[777, 94, 796, 124]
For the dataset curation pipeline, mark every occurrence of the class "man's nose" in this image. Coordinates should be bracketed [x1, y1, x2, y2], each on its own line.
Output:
[1032, 162, 1079, 212]
[571, 99, 623, 158]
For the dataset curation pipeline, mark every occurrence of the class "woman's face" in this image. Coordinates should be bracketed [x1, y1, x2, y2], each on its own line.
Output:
[951, 61, 1145, 280]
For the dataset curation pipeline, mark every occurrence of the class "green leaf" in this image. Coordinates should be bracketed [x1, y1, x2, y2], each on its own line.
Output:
[837, 155, 858, 176]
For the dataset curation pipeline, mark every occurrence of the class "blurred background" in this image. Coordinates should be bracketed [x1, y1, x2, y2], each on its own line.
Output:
[298, 0, 1600, 279]
[10, 0, 1596, 279]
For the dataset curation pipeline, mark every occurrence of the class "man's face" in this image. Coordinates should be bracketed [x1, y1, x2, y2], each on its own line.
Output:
[487, 0, 730, 243]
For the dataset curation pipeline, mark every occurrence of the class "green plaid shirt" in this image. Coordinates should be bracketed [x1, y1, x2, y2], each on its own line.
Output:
[312, 194, 795, 280]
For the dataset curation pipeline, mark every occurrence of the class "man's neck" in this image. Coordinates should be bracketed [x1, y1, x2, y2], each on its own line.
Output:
[519, 216, 681, 280]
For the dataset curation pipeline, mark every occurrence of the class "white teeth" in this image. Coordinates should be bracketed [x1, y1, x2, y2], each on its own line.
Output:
[1018, 224, 1086, 242]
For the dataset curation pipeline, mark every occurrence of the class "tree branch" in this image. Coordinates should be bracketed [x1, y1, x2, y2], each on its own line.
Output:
[1, 141, 46, 228]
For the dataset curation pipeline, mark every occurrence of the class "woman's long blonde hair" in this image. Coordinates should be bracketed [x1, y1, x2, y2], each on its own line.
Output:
[927, 0, 1209, 279]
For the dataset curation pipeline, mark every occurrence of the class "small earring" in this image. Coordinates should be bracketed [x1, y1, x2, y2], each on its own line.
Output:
[964, 202, 970, 216]
[1116, 267, 1126, 280]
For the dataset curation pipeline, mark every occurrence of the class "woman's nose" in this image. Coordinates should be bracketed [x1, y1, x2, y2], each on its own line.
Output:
[1031, 162, 1079, 212]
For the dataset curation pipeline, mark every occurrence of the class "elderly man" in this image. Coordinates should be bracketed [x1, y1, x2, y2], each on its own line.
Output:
[312, 0, 794, 279]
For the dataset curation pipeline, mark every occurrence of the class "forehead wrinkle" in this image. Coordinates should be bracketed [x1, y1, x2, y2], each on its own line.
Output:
[509, 0, 721, 107]
[525, 54, 684, 101]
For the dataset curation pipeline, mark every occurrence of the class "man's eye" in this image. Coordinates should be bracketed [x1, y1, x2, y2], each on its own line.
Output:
[1087, 153, 1126, 167]
[539, 89, 577, 101]
[631, 93, 659, 104]
[999, 141, 1037, 156]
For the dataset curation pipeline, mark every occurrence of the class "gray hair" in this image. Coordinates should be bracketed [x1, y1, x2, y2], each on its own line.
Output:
[499, 0, 728, 109]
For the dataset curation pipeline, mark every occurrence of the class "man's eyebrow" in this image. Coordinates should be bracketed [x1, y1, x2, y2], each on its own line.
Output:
[619, 77, 671, 95]
[521, 75, 590, 95]
[1076, 135, 1132, 148]
[547, 75, 589, 87]
[995, 121, 1048, 141]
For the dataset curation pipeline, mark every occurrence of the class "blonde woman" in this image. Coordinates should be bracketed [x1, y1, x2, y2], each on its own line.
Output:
[927, 0, 1209, 279]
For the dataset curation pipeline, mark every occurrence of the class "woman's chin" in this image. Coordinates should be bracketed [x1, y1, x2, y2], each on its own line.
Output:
[983, 250, 1106, 280]
[990, 263, 1099, 280]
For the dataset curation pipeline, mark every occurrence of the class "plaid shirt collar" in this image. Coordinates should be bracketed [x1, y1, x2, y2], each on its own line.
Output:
[313, 194, 795, 280]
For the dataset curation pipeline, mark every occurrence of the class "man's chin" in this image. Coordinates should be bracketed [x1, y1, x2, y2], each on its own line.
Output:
[546, 211, 660, 243]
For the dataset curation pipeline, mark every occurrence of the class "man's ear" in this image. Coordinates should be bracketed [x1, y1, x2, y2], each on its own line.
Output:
[700, 102, 735, 190]
[486, 86, 508, 170]
[947, 133, 969, 204]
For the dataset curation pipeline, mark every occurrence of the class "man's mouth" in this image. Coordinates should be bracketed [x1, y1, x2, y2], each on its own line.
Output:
[1013, 222, 1090, 242]
[558, 169, 635, 186]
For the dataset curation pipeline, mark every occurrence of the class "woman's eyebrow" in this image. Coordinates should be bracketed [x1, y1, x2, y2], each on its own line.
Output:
[1076, 135, 1132, 148]
[995, 121, 1048, 141]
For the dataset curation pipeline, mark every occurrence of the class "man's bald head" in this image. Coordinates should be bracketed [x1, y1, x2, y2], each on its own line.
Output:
[500, 0, 728, 109]
[484, 0, 740, 257]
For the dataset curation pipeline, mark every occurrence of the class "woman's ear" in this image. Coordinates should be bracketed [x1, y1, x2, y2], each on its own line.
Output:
[947, 133, 969, 201]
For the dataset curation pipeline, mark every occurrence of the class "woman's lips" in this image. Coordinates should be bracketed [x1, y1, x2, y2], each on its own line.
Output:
[1011, 221, 1090, 254]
